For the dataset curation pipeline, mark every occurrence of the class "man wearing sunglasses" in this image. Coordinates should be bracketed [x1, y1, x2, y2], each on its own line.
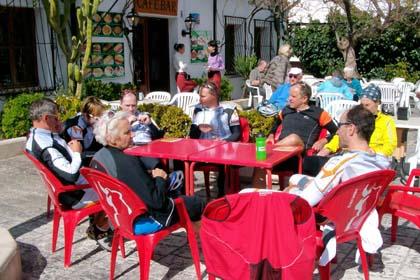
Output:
[268, 67, 303, 110]
[286, 105, 390, 265]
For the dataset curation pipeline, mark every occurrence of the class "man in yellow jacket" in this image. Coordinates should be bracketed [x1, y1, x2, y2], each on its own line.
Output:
[304, 83, 397, 175]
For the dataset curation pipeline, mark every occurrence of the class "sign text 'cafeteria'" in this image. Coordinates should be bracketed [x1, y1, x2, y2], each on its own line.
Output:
[135, 0, 178, 16]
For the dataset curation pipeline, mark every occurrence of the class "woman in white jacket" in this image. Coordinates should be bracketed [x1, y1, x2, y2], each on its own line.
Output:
[173, 43, 197, 92]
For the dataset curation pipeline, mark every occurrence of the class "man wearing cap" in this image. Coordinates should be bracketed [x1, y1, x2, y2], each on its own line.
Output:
[268, 67, 303, 110]
[304, 84, 397, 176]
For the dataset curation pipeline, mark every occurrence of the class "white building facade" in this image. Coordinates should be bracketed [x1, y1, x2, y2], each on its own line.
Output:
[0, 0, 277, 99]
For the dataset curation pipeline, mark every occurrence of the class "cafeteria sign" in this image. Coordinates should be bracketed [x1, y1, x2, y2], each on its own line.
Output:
[135, 0, 178, 16]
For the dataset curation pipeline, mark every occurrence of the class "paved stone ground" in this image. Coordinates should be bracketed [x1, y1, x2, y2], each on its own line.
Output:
[1, 116, 420, 279]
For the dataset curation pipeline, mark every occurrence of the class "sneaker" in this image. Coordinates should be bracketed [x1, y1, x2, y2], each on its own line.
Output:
[96, 234, 113, 252]
[358, 252, 384, 273]
[86, 224, 111, 241]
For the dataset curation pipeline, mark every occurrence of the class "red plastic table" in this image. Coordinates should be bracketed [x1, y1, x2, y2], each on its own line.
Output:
[124, 138, 225, 195]
[188, 142, 303, 193]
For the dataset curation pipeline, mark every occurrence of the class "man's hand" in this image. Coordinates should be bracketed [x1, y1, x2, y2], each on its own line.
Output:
[68, 140, 83, 153]
[152, 168, 167, 180]
[311, 138, 328, 152]
[138, 114, 151, 124]
[127, 115, 137, 124]
[266, 134, 275, 144]
[251, 80, 260, 86]
[317, 148, 331, 157]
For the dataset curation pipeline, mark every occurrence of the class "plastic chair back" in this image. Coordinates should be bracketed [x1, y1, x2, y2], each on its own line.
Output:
[145, 91, 171, 104]
[316, 92, 345, 109]
[314, 169, 395, 241]
[201, 191, 316, 279]
[24, 150, 71, 208]
[263, 83, 273, 100]
[239, 117, 250, 143]
[324, 100, 358, 122]
[245, 79, 262, 107]
[80, 167, 146, 237]
[168, 92, 200, 119]
[377, 84, 400, 115]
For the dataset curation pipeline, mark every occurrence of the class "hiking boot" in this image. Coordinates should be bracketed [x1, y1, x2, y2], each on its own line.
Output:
[96, 234, 113, 252]
[358, 251, 384, 273]
[86, 224, 112, 241]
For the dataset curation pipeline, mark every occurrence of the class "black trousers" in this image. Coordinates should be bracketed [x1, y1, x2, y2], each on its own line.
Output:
[302, 156, 330, 177]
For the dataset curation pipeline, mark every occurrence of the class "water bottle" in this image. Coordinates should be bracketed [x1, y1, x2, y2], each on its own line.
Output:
[255, 133, 267, 161]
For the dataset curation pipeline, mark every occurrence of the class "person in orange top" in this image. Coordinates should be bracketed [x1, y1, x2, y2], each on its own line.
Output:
[267, 82, 338, 151]
[253, 82, 338, 188]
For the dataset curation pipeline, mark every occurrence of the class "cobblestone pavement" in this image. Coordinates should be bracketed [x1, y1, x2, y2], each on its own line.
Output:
[1, 126, 420, 279]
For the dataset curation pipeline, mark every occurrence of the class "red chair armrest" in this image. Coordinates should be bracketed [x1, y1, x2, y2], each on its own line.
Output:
[388, 185, 420, 193]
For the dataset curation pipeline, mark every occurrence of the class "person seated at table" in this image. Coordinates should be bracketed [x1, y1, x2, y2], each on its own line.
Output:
[304, 83, 396, 176]
[26, 98, 111, 248]
[252, 82, 337, 188]
[268, 67, 303, 110]
[285, 105, 390, 264]
[342, 67, 362, 101]
[249, 59, 267, 87]
[62, 96, 106, 166]
[174, 43, 198, 92]
[317, 70, 353, 100]
[120, 89, 164, 170]
[91, 111, 205, 234]
[189, 81, 241, 197]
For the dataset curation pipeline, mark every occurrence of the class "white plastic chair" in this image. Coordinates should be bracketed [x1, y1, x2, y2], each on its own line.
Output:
[316, 92, 345, 109]
[310, 81, 323, 100]
[145, 91, 172, 104]
[263, 83, 273, 100]
[377, 84, 400, 116]
[168, 92, 200, 119]
[324, 100, 358, 123]
[245, 80, 263, 108]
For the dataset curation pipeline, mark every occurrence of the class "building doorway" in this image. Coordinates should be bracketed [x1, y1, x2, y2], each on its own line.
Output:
[133, 18, 170, 94]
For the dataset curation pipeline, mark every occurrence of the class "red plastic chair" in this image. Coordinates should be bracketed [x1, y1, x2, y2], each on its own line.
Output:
[378, 168, 420, 243]
[200, 191, 316, 279]
[23, 150, 102, 267]
[195, 116, 250, 198]
[314, 169, 395, 280]
[80, 167, 202, 280]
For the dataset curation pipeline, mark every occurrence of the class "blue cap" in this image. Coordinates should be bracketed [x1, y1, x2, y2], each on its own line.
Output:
[361, 84, 381, 101]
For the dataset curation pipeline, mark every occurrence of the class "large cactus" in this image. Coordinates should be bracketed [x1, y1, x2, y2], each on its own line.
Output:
[42, 0, 101, 97]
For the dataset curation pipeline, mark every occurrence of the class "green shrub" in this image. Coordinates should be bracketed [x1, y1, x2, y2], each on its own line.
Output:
[239, 109, 275, 142]
[159, 106, 192, 138]
[82, 78, 136, 101]
[137, 103, 191, 138]
[1, 93, 44, 138]
[234, 54, 258, 80]
[220, 77, 234, 101]
[55, 95, 82, 121]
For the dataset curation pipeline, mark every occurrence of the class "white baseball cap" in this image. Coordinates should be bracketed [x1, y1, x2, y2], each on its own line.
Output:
[289, 67, 303, 75]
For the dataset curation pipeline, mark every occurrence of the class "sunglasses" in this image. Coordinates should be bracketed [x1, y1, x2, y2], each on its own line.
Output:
[337, 121, 352, 128]
[289, 74, 300, 78]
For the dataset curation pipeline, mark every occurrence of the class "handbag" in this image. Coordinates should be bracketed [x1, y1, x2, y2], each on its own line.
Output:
[397, 107, 409, 120]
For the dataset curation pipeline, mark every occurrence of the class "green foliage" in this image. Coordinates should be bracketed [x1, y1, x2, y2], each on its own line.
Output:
[1, 93, 44, 138]
[55, 95, 82, 121]
[239, 109, 275, 142]
[137, 104, 191, 138]
[357, 14, 420, 79]
[192, 76, 234, 101]
[234, 54, 258, 80]
[82, 78, 136, 101]
[220, 77, 234, 101]
[290, 22, 344, 77]
[159, 106, 192, 138]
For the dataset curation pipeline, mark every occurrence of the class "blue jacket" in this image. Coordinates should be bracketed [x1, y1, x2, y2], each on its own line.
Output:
[317, 80, 353, 100]
[342, 78, 362, 97]
[269, 83, 291, 110]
